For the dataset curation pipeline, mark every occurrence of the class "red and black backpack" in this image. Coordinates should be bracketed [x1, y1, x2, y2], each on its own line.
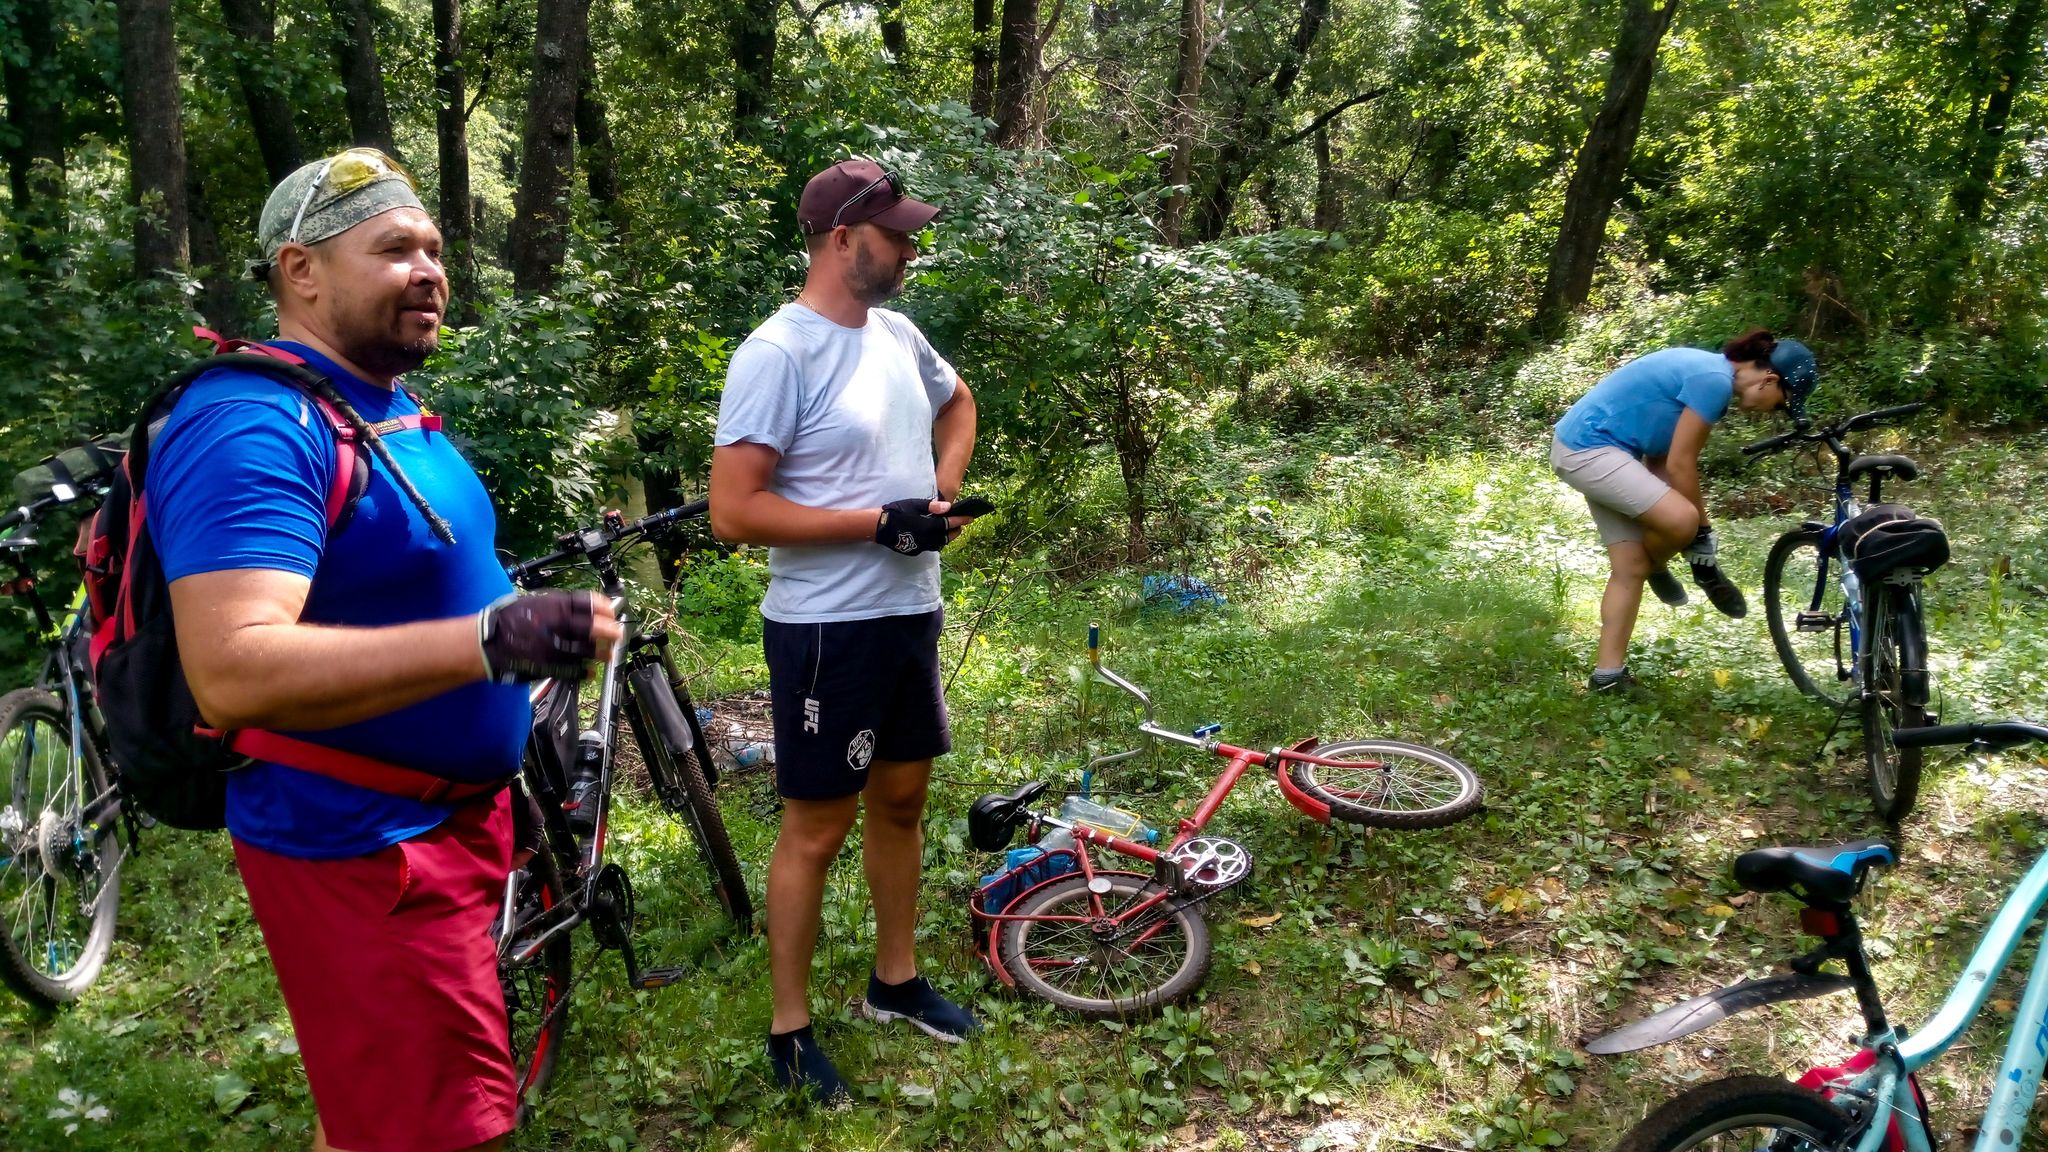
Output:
[84, 329, 497, 831]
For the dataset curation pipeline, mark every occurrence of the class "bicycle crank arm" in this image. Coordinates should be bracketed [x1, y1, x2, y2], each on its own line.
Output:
[1586, 972, 1853, 1055]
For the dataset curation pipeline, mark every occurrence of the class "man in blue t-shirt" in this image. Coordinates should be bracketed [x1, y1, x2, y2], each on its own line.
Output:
[711, 160, 981, 1106]
[151, 148, 619, 1152]
[1551, 330, 1816, 693]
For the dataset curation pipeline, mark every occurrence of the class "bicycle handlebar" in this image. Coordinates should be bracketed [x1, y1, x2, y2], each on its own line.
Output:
[1891, 720, 2048, 751]
[1740, 402, 1929, 460]
[507, 497, 711, 586]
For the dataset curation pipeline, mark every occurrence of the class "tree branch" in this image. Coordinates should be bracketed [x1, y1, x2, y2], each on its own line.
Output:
[1267, 88, 1385, 153]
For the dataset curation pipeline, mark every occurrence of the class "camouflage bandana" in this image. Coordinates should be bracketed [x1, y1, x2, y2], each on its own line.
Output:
[249, 148, 424, 280]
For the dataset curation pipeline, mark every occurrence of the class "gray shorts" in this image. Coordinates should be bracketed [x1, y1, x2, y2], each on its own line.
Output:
[1550, 438, 1671, 546]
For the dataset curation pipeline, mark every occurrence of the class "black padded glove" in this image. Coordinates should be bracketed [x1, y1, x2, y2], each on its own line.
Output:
[875, 498, 949, 556]
[478, 591, 600, 684]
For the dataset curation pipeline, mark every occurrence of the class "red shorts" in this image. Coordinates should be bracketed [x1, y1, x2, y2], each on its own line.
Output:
[234, 791, 516, 1152]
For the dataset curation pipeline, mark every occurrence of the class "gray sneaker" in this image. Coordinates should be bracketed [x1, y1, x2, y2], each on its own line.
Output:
[1647, 567, 1688, 607]
[1589, 668, 1644, 696]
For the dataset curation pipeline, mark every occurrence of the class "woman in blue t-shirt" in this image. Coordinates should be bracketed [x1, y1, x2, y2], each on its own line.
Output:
[1551, 328, 1817, 693]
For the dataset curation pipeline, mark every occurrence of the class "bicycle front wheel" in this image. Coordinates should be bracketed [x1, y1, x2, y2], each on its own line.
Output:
[1614, 1075, 1856, 1152]
[627, 665, 753, 934]
[1863, 585, 1926, 822]
[499, 847, 572, 1126]
[1763, 529, 1853, 709]
[0, 688, 120, 1011]
[1287, 739, 1483, 828]
[997, 871, 1210, 1018]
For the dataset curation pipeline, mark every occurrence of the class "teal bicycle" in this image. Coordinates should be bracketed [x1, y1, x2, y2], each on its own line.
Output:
[1590, 719, 2048, 1151]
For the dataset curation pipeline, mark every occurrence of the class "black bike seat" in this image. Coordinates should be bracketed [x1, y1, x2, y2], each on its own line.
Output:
[968, 781, 1048, 852]
[1733, 840, 1896, 906]
[1845, 455, 1919, 484]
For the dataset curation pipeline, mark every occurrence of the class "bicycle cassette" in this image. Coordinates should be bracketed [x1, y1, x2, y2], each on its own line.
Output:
[1167, 837, 1252, 892]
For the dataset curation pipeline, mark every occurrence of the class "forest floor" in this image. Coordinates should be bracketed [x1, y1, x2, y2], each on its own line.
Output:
[5, 411, 2048, 1151]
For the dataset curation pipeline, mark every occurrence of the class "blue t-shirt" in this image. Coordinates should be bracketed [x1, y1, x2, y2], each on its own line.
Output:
[147, 342, 531, 859]
[1554, 347, 1735, 458]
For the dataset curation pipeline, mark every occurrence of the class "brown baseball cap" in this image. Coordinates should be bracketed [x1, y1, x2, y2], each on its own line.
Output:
[796, 159, 940, 235]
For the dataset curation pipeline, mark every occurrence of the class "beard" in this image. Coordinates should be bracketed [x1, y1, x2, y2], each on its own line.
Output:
[336, 288, 444, 378]
[846, 238, 906, 305]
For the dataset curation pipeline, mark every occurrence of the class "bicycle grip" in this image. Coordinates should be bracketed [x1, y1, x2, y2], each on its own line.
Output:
[1742, 431, 1798, 457]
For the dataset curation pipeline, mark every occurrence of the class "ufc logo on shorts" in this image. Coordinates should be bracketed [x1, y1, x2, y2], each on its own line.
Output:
[803, 697, 820, 734]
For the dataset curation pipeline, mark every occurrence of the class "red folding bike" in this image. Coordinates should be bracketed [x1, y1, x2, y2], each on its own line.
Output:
[965, 625, 1483, 1017]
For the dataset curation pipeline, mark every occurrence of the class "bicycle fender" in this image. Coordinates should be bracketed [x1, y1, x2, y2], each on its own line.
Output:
[1895, 596, 1930, 706]
[1585, 972, 1854, 1055]
[1273, 739, 1332, 824]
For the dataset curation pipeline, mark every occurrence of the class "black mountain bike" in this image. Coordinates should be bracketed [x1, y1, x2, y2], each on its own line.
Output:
[1744, 403, 1944, 821]
[0, 443, 133, 1011]
[495, 498, 752, 1122]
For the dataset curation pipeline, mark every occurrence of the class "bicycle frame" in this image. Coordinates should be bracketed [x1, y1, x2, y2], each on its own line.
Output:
[1828, 847, 2048, 1152]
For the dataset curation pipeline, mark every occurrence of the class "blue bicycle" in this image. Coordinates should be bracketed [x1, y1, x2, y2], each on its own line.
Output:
[1746, 403, 1949, 821]
[1590, 719, 2048, 1151]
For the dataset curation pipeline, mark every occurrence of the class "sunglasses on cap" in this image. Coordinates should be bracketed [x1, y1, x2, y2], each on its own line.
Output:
[286, 149, 417, 245]
[828, 169, 904, 231]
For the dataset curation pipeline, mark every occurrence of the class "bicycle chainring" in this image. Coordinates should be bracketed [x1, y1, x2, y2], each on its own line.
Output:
[588, 863, 636, 951]
[1168, 837, 1252, 893]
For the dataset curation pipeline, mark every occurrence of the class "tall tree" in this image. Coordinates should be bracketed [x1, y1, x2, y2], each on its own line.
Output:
[325, 0, 398, 153]
[1159, 0, 1209, 245]
[1951, 0, 2044, 225]
[1534, 0, 1678, 334]
[971, 0, 996, 119]
[2, 0, 67, 229]
[731, 0, 776, 141]
[187, 173, 245, 336]
[433, 0, 477, 321]
[1190, 0, 1336, 240]
[116, 0, 190, 276]
[576, 38, 627, 237]
[218, 0, 305, 184]
[508, 0, 591, 294]
[1312, 122, 1339, 232]
[994, 0, 1038, 146]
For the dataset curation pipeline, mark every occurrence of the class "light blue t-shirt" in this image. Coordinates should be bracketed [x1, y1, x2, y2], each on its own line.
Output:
[1554, 347, 1735, 458]
[714, 304, 960, 623]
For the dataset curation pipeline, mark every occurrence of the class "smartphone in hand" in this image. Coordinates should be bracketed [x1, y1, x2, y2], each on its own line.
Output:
[948, 496, 996, 518]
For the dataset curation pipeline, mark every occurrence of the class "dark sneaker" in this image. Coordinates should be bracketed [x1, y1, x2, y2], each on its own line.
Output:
[1690, 561, 1749, 618]
[768, 1025, 850, 1108]
[859, 973, 981, 1043]
[1647, 566, 1688, 607]
[1589, 668, 1644, 696]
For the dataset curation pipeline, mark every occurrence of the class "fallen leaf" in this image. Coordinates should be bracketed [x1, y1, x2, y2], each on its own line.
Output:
[1713, 669, 1731, 689]
[1706, 904, 1737, 918]
[1657, 920, 1684, 937]
[1239, 912, 1283, 928]
[1243, 959, 1262, 976]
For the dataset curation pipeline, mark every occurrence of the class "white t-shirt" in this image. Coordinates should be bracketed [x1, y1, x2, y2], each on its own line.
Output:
[714, 303, 960, 623]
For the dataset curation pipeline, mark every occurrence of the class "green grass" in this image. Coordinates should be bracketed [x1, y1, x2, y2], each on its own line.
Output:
[7, 420, 2048, 1151]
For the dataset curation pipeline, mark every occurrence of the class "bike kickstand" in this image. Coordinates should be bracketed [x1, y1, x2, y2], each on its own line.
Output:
[1808, 697, 1854, 766]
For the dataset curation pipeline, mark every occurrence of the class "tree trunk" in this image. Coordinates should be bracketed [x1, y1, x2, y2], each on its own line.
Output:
[1190, 0, 1330, 240]
[116, 0, 189, 277]
[995, 0, 1038, 147]
[187, 173, 246, 336]
[1312, 122, 1340, 231]
[879, 0, 907, 66]
[971, 0, 996, 119]
[433, 0, 478, 323]
[509, 0, 590, 295]
[575, 37, 626, 237]
[3, 0, 67, 231]
[1159, 0, 1208, 245]
[218, 0, 304, 184]
[1952, 0, 2043, 224]
[731, 0, 776, 142]
[325, 0, 397, 154]
[1534, 0, 1678, 335]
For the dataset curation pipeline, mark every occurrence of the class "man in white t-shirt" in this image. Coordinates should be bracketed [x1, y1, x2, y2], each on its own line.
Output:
[709, 159, 981, 1106]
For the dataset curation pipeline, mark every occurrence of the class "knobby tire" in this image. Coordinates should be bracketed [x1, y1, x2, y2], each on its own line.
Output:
[499, 844, 572, 1126]
[1863, 585, 1926, 822]
[0, 688, 119, 1011]
[1763, 529, 1853, 709]
[628, 665, 753, 934]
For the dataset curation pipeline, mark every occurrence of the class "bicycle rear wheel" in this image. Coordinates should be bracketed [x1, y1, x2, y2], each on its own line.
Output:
[997, 871, 1210, 1018]
[1763, 529, 1853, 709]
[1863, 585, 1926, 822]
[0, 688, 120, 1011]
[627, 665, 753, 933]
[498, 847, 572, 1126]
[1614, 1075, 1856, 1152]
[1287, 739, 1483, 828]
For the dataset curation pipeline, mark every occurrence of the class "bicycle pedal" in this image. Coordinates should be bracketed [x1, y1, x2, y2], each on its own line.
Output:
[630, 967, 685, 990]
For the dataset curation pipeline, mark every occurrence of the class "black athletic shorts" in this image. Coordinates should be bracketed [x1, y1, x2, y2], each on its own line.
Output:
[762, 609, 951, 801]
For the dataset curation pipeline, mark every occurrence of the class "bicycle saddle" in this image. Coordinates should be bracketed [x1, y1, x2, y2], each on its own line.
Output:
[1844, 455, 1918, 485]
[968, 781, 1048, 852]
[1734, 840, 1896, 907]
